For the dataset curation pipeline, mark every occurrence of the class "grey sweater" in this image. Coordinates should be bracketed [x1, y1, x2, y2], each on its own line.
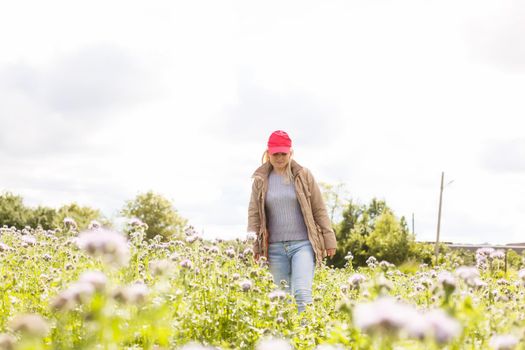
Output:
[265, 170, 309, 243]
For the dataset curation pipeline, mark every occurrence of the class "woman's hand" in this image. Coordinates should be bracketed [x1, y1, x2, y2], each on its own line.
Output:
[326, 248, 336, 258]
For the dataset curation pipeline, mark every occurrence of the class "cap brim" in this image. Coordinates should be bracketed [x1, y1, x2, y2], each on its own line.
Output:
[268, 146, 291, 154]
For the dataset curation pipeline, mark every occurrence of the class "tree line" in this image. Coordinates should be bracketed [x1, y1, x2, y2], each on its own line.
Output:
[321, 182, 436, 268]
[1, 185, 438, 268]
[0, 191, 187, 240]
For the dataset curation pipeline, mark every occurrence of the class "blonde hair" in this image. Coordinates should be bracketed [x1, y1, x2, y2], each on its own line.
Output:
[262, 150, 294, 184]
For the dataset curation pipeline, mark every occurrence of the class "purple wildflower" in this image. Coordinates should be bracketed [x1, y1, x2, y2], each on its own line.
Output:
[79, 271, 107, 291]
[268, 290, 287, 301]
[348, 273, 366, 289]
[489, 334, 519, 350]
[240, 279, 252, 292]
[0, 333, 16, 350]
[354, 297, 415, 335]
[88, 220, 101, 230]
[184, 226, 197, 236]
[225, 248, 236, 258]
[366, 256, 378, 268]
[455, 266, 479, 286]
[20, 235, 36, 245]
[490, 250, 505, 260]
[256, 337, 293, 350]
[423, 309, 462, 344]
[113, 283, 149, 304]
[63, 217, 77, 230]
[0, 242, 12, 252]
[438, 271, 456, 292]
[9, 314, 49, 337]
[76, 229, 130, 266]
[149, 259, 172, 276]
[180, 259, 193, 269]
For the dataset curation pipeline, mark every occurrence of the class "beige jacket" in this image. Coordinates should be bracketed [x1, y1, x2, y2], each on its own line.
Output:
[247, 160, 337, 265]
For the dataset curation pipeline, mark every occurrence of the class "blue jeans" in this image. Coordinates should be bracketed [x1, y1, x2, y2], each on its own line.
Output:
[268, 239, 315, 313]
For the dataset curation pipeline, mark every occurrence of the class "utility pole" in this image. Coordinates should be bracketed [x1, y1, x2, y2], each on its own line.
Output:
[435, 172, 444, 265]
[412, 213, 415, 236]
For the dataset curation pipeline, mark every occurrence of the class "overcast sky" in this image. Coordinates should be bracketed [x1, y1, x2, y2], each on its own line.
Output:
[1, 0, 524, 244]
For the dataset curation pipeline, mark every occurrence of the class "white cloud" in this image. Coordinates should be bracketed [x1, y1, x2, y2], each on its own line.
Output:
[0, 45, 160, 157]
[481, 139, 525, 173]
[463, 0, 525, 72]
[1, 0, 525, 244]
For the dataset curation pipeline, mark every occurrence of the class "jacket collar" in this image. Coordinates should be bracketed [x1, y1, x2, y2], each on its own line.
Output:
[252, 159, 303, 179]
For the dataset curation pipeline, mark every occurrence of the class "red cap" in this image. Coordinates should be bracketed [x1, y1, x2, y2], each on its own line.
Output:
[267, 130, 292, 154]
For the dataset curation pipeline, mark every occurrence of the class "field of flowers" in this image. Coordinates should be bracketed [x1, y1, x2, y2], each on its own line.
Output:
[1, 221, 525, 350]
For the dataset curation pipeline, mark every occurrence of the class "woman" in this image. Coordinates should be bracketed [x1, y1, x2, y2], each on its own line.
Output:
[247, 130, 337, 313]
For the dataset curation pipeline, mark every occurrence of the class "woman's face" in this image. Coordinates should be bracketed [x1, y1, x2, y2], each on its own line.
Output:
[268, 151, 291, 172]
